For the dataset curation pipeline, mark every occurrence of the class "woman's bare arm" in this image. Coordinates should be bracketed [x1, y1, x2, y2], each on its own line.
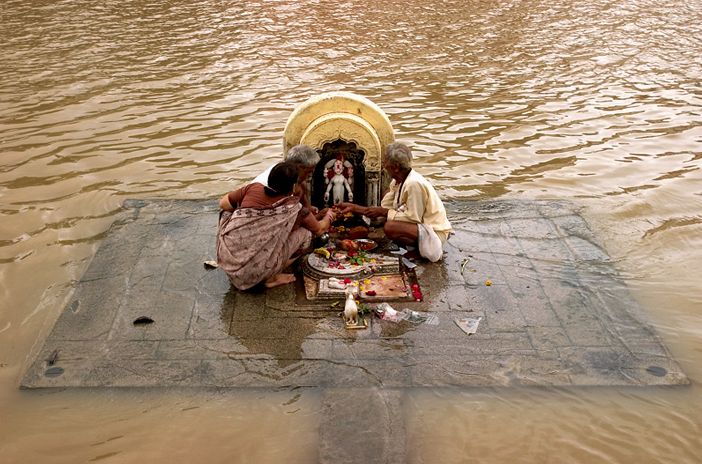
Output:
[300, 209, 337, 235]
[219, 185, 246, 211]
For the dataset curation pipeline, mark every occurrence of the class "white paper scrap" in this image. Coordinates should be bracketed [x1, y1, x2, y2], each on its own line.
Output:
[455, 317, 482, 335]
[391, 247, 408, 256]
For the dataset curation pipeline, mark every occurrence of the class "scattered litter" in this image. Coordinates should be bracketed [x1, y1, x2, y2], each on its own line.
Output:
[485, 280, 492, 286]
[375, 302, 403, 322]
[401, 309, 439, 325]
[374, 303, 438, 325]
[391, 247, 407, 256]
[461, 258, 470, 274]
[455, 317, 482, 335]
[203, 260, 218, 269]
[46, 349, 59, 366]
[402, 257, 417, 269]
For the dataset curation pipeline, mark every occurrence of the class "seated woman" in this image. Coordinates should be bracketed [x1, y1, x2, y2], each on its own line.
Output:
[217, 161, 336, 290]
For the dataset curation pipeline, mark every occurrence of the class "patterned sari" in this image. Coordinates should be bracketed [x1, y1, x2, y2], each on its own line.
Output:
[216, 196, 311, 290]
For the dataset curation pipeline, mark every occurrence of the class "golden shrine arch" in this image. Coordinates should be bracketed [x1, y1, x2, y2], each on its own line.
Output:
[282, 92, 395, 208]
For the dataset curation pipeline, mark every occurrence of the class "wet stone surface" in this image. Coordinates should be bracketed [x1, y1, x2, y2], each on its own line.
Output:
[22, 199, 688, 390]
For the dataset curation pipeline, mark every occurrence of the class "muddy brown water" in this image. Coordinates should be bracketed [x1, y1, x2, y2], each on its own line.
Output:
[1, 0, 701, 462]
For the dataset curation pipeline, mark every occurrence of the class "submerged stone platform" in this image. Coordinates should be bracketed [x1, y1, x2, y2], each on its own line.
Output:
[22, 199, 688, 389]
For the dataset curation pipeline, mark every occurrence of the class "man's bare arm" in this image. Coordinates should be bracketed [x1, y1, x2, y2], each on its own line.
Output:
[339, 202, 388, 219]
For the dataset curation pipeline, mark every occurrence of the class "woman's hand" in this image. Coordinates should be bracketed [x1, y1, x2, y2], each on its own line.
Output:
[324, 209, 337, 223]
[315, 207, 328, 219]
[301, 207, 337, 236]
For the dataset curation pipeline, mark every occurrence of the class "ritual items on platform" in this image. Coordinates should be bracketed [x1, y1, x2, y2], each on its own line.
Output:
[328, 205, 370, 239]
[354, 239, 377, 251]
[357, 275, 411, 300]
[313, 247, 331, 259]
[307, 244, 394, 276]
[338, 239, 359, 252]
[307, 272, 420, 302]
[302, 235, 423, 303]
[344, 226, 370, 239]
[410, 283, 423, 301]
[343, 315, 368, 330]
[327, 277, 349, 290]
[343, 286, 359, 325]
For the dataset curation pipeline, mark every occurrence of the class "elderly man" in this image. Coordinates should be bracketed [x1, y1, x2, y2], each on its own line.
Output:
[340, 142, 452, 262]
[252, 144, 320, 212]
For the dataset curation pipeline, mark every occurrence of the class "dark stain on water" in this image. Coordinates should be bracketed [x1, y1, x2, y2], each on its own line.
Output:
[133, 316, 154, 326]
[646, 366, 668, 377]
[44, 366, 64, 378]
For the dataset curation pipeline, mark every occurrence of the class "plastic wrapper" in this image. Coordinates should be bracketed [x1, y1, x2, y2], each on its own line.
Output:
[374, 303, 438, 325]
[455, 317, 482, 335]
[401, 309, 439, 325]
[375, 302, 403, 322]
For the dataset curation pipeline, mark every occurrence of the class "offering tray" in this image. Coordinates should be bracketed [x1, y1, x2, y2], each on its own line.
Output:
[316, 274, 414, 301]
[303, 252, 400, 281]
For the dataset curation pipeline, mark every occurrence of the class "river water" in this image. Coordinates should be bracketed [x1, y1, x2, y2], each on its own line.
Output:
[1, 0, 701, 462]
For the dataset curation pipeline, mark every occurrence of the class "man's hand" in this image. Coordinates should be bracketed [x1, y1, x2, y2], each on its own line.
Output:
[338, 202, 389, 219]
[364, 207, 388, 219]
[338, 202, 359, 215]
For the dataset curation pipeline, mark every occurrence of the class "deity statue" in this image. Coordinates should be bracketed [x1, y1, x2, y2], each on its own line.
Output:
[323, 156, 354, 205]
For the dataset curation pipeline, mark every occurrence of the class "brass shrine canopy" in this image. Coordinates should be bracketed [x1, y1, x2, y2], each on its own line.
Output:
[282, 92, 395, 209]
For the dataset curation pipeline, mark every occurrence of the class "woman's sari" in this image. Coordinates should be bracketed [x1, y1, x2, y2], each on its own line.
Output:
[216, 196, 311, 290]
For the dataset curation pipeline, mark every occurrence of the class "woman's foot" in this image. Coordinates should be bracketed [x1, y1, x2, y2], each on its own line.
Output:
[264, 273, 296, 288]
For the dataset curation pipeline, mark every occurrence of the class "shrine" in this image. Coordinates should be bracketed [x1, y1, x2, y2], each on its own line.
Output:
[282, 91, 395, 209]
[279, 93, 420, 314]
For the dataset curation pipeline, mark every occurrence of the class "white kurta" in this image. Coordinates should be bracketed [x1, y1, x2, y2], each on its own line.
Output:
[380, 169, 453, 241]
[251, 165, 273, 187]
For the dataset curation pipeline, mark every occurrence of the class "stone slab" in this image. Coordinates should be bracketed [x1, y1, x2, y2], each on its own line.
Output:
[21, 199, 689, 389]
